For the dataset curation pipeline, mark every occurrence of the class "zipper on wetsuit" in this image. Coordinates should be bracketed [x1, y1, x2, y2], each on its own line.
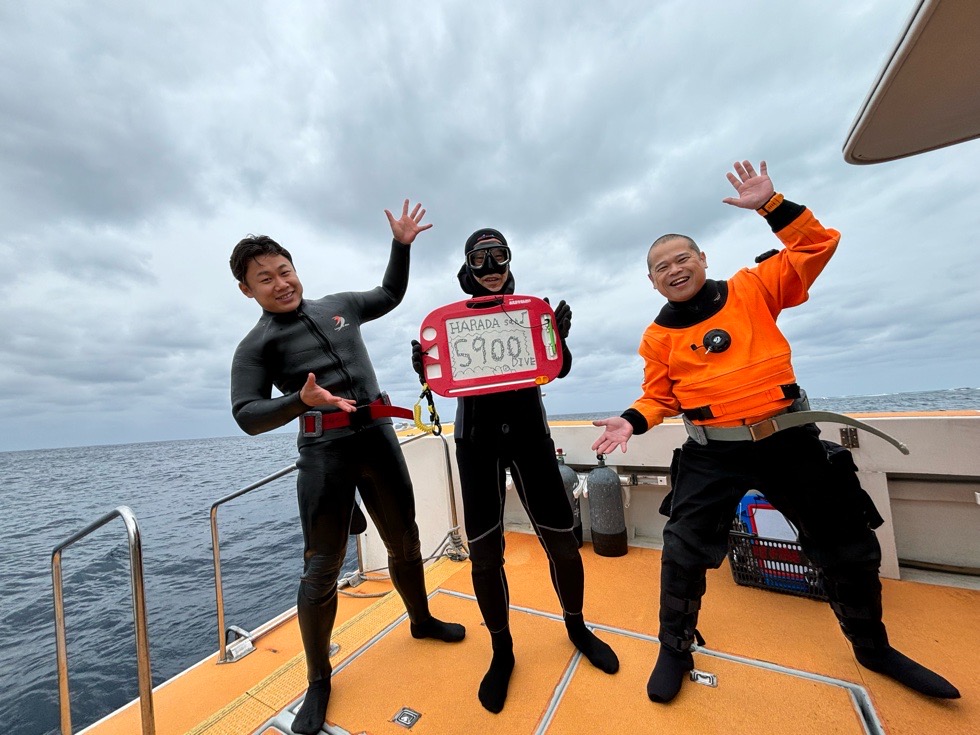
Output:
[296, 307, 356, 396]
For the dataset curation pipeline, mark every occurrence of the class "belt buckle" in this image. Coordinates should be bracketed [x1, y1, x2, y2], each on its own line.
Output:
[748, 418, 778, 441]
[683, 417, 708, 445]
[301, 411, 323, 438]
[349, 405, 372, 430]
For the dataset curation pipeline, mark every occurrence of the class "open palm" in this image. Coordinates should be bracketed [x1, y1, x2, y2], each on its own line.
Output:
[385, 199, 433, 245]
[722, 160, 774, 209]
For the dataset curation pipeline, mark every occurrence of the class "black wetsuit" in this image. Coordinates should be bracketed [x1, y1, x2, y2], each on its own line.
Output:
[454, 341, 583, 634]
[231, 240, 431, 682]
[451, 258, 584, 637]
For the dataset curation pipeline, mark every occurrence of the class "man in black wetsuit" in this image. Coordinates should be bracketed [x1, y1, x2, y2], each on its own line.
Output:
[230, 201, 465, 735]
[412, 228, 619, 714]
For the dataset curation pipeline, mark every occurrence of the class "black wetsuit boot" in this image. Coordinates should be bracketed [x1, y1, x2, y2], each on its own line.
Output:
[466, 532, 516, 713]
[387, 530, 465, 643]
[824, 566, 960, 699]
[535, 527, 619, 674]
[648, 561, 706, 703]
[479, 628, 516, 714]
[292, 563, 341, 734]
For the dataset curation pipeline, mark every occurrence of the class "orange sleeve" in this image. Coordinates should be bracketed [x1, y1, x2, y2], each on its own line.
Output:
[749, 208, 840, 314]
[627, 328, 682, 430]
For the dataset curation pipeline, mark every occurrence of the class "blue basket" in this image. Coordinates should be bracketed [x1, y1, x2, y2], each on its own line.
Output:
[727, 493, 827, 601]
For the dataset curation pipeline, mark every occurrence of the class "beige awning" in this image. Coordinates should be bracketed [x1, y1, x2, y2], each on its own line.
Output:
[843, 0, 980, 164]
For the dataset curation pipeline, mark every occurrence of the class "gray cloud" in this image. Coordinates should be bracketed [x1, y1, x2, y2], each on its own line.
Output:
[1, 1, 978, 451]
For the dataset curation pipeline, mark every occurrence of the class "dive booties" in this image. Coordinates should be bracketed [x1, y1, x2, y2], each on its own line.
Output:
[854, 644, 960, 699]
[649, 561, 707, 703]
[647, 646, 694, 704]
[565, 612, 619, 674]
[824, 567, 960, 698]
[292, 677, 332, 734]
[479, 628, 515, 714]
[410, 616, 466, 643]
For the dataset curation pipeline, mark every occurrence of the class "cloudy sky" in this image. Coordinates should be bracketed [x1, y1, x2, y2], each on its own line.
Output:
[2, 1, 978, 452]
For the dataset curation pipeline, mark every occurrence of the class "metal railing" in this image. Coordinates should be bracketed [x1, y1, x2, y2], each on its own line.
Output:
[384, 433, 467, 564]
[209, 432, 466, 663]
[210, 463, 297, 663]
[51, 506, 155, 735]
[400, 431, 465, 545]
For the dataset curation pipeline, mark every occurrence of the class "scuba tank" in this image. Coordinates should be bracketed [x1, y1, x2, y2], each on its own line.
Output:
[556, 448, 583, 548]
[586, 454, 627, 557]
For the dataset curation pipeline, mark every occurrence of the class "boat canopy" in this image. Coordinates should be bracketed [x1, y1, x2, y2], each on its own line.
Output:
[843, 0, 980, 164]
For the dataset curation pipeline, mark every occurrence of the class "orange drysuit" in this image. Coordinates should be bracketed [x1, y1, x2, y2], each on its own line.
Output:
[628, 206, 840, 429]
[631, 199, 959, 703]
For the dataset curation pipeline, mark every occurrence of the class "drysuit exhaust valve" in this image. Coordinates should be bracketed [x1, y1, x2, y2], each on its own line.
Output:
[690, 328, 732, 354]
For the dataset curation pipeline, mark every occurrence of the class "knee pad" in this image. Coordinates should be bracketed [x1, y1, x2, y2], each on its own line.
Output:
[802, 532, 882, 572]
[300, 552, 343, 604]
[537, 527, 580, 564]
[663, 526, 729, 570]
[398, 528, 422, 563]
[467, 533, 504, 574]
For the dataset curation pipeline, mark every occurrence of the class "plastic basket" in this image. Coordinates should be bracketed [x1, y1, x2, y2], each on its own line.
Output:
[727, 530, 827, 601]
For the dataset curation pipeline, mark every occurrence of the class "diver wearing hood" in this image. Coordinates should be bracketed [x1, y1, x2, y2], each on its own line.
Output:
[455, 227, 517, 297]
[415, 228, 619, 714]
[452, 229, 553, 441]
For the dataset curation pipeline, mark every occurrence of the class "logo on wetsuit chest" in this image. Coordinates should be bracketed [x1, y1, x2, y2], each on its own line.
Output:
[332, 315, 349, 331]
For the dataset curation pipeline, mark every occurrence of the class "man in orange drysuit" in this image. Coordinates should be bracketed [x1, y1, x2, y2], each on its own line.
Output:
[592, 160, 959, 703]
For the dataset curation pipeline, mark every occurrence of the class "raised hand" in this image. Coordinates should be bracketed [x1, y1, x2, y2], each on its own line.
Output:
[722, 160, 775, 210]
[591, 416, 634, 455]
[554, 299, 572, 339]
[544, 297, 572, 339]
[385, 199, 433, 245]
[300, 373, 357, 412]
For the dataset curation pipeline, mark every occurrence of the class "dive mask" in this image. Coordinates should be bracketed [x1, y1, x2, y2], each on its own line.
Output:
[466, 246, 511, 274]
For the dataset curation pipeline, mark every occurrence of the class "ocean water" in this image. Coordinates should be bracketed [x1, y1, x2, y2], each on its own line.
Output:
[0, 432, 357, 735]
[1, 387, 977, 734]
[549, 386, 980, 423]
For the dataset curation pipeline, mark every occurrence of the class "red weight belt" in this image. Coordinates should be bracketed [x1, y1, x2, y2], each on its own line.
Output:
[300, 396, 414, 437]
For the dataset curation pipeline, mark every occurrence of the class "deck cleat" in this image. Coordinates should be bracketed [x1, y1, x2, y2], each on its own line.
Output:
[690, 669, 718, 688]
[223, 625, 256, 663]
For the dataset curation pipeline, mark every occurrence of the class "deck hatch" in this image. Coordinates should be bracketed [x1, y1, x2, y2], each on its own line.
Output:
[391, 706, 422, 728]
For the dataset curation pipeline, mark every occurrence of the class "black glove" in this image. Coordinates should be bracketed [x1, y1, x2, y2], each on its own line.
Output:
[553, 299, 571, 339]
[410, 339, 425, 381]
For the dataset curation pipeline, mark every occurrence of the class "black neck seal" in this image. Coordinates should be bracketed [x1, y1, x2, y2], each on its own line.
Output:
[654, 279, 729, 328]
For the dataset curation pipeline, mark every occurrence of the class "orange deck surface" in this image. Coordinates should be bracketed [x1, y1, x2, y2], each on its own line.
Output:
[84, 531, 978, 735]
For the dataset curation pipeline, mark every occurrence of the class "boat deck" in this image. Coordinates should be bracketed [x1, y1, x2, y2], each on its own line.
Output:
[83, 530, 977, 735]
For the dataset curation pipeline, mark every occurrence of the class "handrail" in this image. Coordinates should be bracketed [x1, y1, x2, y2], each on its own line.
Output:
[51, 506, 155, 735]
[398, 433, 467, 561]
[210, 463, 297, 662]
[399, 432, 460, 524]
[209, 432, 466, 662]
